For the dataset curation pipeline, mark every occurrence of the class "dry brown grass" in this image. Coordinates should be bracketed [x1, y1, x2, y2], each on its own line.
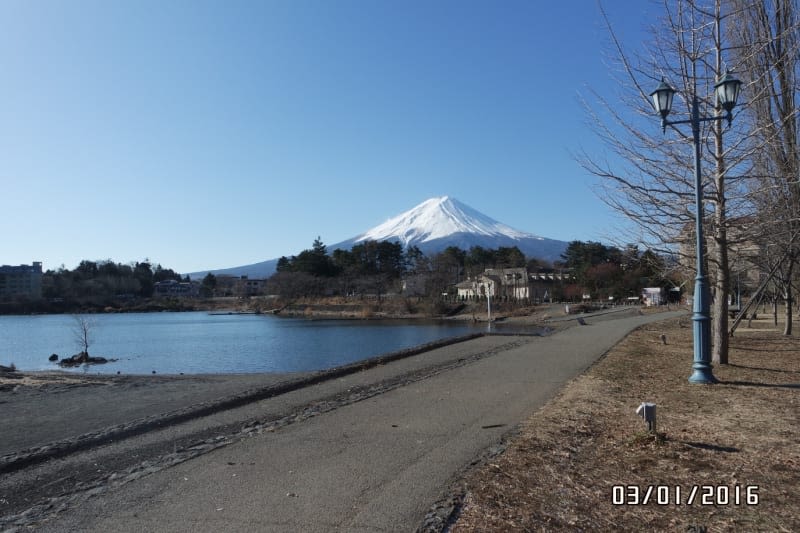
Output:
[451, 315, 800, 532]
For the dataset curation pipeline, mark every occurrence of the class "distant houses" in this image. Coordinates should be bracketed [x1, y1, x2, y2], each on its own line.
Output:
[455, 267, 571, 303]
[151, 275, 270, 299]
[236, 276, 267, 297]
[153, 279, 200, 298]
[0, 262, 43, 300]
[0, 261, 275, 305]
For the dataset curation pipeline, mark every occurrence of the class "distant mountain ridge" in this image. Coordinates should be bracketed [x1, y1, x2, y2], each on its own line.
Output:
[187, 196, 569, 279]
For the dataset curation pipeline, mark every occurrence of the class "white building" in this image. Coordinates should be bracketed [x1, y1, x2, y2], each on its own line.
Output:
[642, 287, 664, 306]
[457, 268, 526, 301]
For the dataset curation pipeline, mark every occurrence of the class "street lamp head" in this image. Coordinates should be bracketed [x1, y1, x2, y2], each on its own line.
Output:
[649, 78, 676, 120]
[714, 71, 743, 121]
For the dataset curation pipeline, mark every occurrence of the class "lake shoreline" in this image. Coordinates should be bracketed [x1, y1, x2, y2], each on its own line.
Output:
[0, 296, 577, 321]
[4, 309, 506, 375]
[0, 308, 675, 530]
[1, 329, 529, 472]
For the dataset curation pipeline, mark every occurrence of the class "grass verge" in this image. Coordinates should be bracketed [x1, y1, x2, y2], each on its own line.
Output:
[450, 315, 799, 532]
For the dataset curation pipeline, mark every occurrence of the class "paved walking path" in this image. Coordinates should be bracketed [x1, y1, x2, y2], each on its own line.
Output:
[28, 310, 683, 532]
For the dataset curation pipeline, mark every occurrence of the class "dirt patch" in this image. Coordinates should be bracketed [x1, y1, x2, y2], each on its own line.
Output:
[449, 315, 800, 532]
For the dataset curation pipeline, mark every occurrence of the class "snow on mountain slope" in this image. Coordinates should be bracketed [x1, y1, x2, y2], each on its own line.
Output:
[330, 196, 567, 263]
[353, 196, 541, 246]
[187, 197, 568, 279]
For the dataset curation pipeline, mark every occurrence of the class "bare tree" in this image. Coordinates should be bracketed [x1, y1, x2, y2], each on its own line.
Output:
[579, 0, 757, 364]
[72, 315, 94, 356]
[730, 0, 800, 335]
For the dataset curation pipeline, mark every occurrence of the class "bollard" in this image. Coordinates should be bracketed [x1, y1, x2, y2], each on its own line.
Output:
[636, 402, 657, 433]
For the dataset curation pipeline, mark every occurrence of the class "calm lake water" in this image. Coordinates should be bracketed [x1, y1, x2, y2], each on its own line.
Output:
[0, 312, 487, 375]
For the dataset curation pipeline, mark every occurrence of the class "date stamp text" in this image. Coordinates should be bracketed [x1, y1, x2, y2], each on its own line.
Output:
[611, 485, 759, 506]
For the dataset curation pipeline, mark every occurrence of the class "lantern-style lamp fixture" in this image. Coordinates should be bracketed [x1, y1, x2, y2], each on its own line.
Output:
[650, 78, 676, 132]
[714, 70, 743, 124]
[649, 78, 676, 119]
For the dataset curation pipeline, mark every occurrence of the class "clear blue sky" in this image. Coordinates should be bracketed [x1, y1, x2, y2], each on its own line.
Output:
[2, 1, 653, 274]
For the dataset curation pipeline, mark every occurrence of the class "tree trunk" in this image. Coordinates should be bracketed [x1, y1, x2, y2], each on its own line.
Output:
[784, 260, 794, 335]
[710, 0, 730, 365]
[712, 240, 730, 363]
[773, 297, 778, 326]
[711, 5, 729, 366]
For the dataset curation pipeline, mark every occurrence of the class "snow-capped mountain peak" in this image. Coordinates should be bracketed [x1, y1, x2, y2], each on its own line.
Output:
[188, 196, 568, 279]
[354, 196, 542, 247]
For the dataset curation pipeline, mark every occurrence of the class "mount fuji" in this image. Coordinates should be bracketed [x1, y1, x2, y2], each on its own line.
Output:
[187, 196, 569, 279]
[331, 196, 567, 260]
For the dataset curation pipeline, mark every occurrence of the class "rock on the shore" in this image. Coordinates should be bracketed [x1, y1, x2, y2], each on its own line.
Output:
[58, 352, 110, 367]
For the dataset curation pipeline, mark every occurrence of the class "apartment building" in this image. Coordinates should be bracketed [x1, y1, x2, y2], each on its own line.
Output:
[0, 262, 43, 300]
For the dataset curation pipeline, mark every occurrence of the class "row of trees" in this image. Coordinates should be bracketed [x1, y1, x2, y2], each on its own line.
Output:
[276, 238, 407, 279]
[21, 242, 673, 309]
[274, 238, 535, 280]
[270, 238, 517, 299]
[267, 237, 673, 302]
[42, 260, 185, 305]
[271, 238, 408, 298]
[272, 239, 416, 298]
[581, 0, 800, 364]
[560, 241, 672, 301]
